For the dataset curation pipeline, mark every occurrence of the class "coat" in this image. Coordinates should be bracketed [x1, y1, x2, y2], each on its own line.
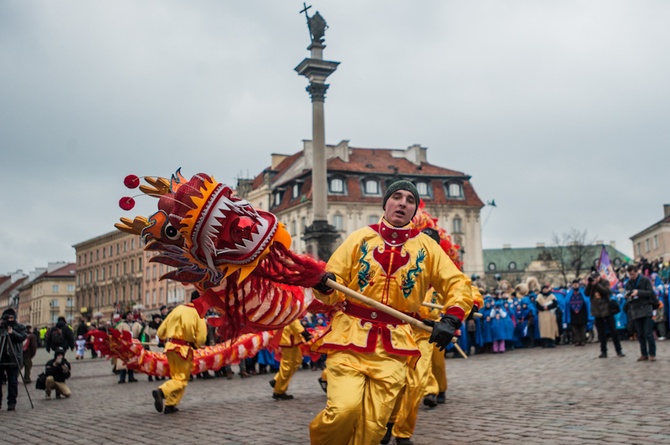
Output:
[585, 280, 612, 318]
[625, 275, 655, 320]
[535, 293, 559, 339]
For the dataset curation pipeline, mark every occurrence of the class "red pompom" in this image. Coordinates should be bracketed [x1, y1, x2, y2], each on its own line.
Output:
[124, 174, 140, 189]
[119, 197, 136, 211]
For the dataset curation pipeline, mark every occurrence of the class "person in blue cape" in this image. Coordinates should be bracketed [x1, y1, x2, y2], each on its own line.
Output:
[489, 301, 508, 353]
[513, 297, 533, 348]
[478, 298, 494, 353]
[563, 280, 591, 346]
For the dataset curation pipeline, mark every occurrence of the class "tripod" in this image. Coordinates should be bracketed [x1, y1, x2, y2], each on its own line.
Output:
[0, 330, 34, 409]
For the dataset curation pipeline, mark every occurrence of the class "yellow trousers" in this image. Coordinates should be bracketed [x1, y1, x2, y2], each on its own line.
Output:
[273, 345, 303, 394]
[45, 376, 71, 398]
[428, 343, 447, 394]
[309, 340, 408, 445]
[390, 338, 433, 438]
[159, 351, 193, 407]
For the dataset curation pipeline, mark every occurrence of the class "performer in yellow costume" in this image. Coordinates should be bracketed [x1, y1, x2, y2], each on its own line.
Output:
[152, 291, 207, 414]
[309, 181, 474, 445]
[269, 318, 311, 400]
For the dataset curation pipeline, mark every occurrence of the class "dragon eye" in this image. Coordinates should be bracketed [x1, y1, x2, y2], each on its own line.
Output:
[164, 224, 181, 241]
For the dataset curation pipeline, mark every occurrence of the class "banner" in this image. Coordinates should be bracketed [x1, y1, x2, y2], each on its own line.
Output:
[597, 246, 618, 287]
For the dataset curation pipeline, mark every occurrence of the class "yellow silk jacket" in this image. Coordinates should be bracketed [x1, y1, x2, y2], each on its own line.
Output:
[279, 318, 307, 347]
[313, 219, 473, 358]
[157, 303, 208, 360]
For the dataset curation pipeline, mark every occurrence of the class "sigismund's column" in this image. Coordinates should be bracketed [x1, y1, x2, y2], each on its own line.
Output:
[295, 8, 340, 260]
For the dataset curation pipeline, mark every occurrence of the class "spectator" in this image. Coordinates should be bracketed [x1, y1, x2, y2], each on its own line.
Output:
[22, 325, 38, 383]
[43, 347, 72, 399]
[625, 265, 657, 361]
[45, 316, 75, 353]
[535, 284, 559, 348]
[0, 308, 27, 411]
[585, 272, 625, 358]
[563, 280, 590, 347]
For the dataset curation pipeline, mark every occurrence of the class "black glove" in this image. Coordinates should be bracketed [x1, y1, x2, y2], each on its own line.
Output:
[467, 305, 479, 320]
[424, 314, 462, 351]
[313, 272, 336, 294]
[300, 330, 313, 342]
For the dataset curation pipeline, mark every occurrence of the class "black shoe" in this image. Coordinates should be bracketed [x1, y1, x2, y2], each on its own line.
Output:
[272, 393, 294, 400]
[118, 380, 126, 384]
[163, 405, 179, 414]
[395, 437, 414, 445]
[617, 352, 626, 357]
[7, 405, 16, 411]
[269, 379, 276, 388]
[152, 389, 165, 413]
[318, 377, 328, 393]
[201, 372, 213, 379]
[148, 376, 154, 382]
[128, 378, 138, 383]
[56, 393, 62, 399]
[380, 422, 394, 445]
[423, 394, 438, 408]
[599, 353, 607, 359]
[436, 391, 446, 404]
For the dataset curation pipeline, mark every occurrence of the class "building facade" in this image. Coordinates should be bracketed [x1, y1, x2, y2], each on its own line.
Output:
[24, 263, 77, 328]
[73, 230, 191, 322]
[630, 204, 670, 262]
[237, 140, 485, 276]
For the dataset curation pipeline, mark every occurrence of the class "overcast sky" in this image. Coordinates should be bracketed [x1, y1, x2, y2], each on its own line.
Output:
[2, 1, 669, 275]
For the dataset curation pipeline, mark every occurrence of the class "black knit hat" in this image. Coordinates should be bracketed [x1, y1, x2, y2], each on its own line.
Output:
[382, 180, 419, 218]
[1, 308, 16, 320]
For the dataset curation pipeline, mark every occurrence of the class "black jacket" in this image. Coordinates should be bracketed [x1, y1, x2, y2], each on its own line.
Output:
[45, 357, 71, 383]
[625, 275, 655, 320]
[585, 280, 612, 318]
[46, 321, 75, 352]
[0, 321, 27, 367]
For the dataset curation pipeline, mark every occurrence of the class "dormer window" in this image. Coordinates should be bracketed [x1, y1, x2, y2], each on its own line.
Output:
[446, 181, 464, 199]
[329, 177, 345, 194]
[292, 183, 300, 199]
[363, 178, 380, 196]
[416, 181, 430, 197]
[273, 191, 283, 207]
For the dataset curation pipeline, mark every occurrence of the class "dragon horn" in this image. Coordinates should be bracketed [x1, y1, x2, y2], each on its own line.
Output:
[114, 216, 149, 235]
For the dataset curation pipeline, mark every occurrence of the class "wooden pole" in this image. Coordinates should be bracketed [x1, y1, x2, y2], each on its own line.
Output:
[325, 279, 468, 359]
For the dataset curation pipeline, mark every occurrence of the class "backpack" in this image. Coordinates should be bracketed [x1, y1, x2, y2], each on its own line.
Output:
[49, 327, 65, 347]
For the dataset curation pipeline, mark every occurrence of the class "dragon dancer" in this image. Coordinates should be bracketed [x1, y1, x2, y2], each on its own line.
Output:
[309, 180, 474, 445]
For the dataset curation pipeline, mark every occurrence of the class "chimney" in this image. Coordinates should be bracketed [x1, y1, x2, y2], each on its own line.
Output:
[503, 244, 511, 249]
[271, 153, 289, 170]
[595, 240, 603, 246]
[610, 241, 616, 248]
[536, 242, 545, 248]
[664, 204, 670, 218]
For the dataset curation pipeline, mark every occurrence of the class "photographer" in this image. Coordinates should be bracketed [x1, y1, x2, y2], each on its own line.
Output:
[43, 347, 71, 399]
[0, 308, 27, 411]
[624, 265, 657, 361]
[585, 271, 625, 358]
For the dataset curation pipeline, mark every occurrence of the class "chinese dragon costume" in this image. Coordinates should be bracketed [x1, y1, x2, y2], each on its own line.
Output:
[92, 169, 328, 375]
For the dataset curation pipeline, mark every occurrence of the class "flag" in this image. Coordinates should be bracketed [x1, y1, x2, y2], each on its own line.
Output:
[597, 246, 618, 287]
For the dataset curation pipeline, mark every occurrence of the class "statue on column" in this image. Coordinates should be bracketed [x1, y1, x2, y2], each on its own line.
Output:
[301, 3, 328, 44]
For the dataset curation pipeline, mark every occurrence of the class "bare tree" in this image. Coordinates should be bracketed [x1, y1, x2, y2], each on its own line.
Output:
[551, 228, 596, 286]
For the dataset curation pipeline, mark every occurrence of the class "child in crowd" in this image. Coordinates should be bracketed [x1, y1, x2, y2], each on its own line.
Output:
[75, 335, 87, 360]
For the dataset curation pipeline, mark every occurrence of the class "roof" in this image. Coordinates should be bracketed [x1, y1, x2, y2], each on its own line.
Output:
[251, 144, 484, 212]
[630, 212, 670, 240]
[483, 245, 632, 273]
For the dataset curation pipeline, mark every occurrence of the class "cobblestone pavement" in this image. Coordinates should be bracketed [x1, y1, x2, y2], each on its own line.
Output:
[1, 339, 668, 445]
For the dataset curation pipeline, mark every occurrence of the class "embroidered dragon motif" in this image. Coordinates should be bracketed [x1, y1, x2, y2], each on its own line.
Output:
[401, 248, 426, 298]
[357, 240, 371, 292]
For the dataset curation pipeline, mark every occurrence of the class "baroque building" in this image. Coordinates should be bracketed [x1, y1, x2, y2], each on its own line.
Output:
[630, 204, 670, 262]
[73, 231, 190, 322]
[237, 140, 485, 276]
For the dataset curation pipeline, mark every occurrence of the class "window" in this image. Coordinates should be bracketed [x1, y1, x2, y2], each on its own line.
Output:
[368, 215, 379, 225]
[110, 246, 113, 257]
[124, 240, 127, 252]
[291, 220, 297, 237]
[329, 177, 345, 194]
[131, 239, 135, 250]
[645, 239, 650, 252]
[333, 214, 344, 231]
[273, 192, 283, 207]
[636, 242, 641, 256]
[52, 285, 59, 293]
[78, 255, 81, 265]
[301, 217, 306, 231]
[102, 248, 106, 259]
[508, 262, 517, 270]
[67, 285, 74, 292]
[89, 252, 93, 263]
[51, 299, 59, 308]
[145, 291, 150, 306]
[101, 267, 105, 280]
[130, 259, 134, 273]
[292, 184, 300, 199]
[488, 262, 497, 271]
[364, 179, 380, 195]
[447, 182, 463, 198]
[654, 235, 659, 249]
[96, 249, 99, 260]
[453, 216, 462, 234]
[416, 181, 429, 197]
